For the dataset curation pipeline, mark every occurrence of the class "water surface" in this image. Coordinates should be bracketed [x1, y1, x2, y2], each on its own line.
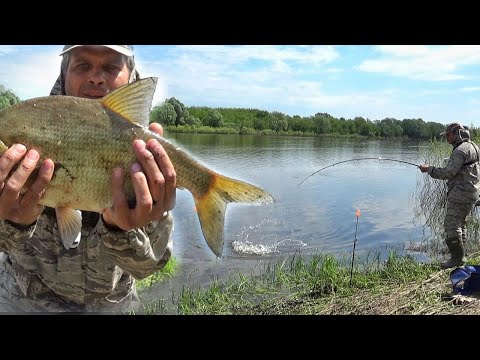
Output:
[145, 133, 432, 301]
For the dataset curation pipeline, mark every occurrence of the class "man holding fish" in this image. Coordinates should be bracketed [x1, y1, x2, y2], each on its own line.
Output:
[0, 45, 177, 312]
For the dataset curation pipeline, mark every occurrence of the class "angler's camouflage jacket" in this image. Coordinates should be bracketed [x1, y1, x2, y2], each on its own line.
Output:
[427, 140, 480, 203]
[0, 208, 173, 312]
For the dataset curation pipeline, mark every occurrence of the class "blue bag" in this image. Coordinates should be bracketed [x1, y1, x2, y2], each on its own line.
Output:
[450, 265, 480, 295]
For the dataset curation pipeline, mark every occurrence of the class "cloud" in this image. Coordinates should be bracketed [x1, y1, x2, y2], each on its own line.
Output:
[173, 45, 340, 66]
[0, 46, 61, 99]
[461, 86, 480, 92]
[357, 45, 480, 81]
[136, 45, 343, 111]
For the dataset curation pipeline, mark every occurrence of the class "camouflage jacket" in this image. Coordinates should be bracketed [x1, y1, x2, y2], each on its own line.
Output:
[427, 140, 480, 203]
[0, 208, 173, 312]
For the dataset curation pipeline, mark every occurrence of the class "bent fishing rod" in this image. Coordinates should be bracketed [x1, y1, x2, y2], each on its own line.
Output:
[298, 157, 420, 187]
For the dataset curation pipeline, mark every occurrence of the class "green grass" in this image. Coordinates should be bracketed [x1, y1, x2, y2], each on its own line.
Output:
[136, 256, 177, 292]
[135, 251, 472, 315]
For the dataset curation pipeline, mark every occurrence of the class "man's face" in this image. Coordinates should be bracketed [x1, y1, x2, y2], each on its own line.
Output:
[446, 131, 455, 144]
[64, 46, 131, 98]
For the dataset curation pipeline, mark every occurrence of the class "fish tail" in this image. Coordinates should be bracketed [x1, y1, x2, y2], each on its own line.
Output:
[193, 173, 274, 257]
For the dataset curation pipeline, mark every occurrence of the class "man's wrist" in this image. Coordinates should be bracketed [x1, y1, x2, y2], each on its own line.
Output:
[100, 213, 122, 231]
[5, 219, 38, 230]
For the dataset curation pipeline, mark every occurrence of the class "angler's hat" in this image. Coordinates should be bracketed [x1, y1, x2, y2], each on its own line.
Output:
[440, 122, 466, 136]
[59, 45, 134, 57]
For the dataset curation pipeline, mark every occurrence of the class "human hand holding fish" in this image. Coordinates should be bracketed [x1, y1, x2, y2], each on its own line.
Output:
[0, 144, 54, 227]
[102, 122, 177, 231]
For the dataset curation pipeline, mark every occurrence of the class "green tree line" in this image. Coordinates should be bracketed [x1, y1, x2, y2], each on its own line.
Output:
[149, 97, 455, 140]
[1, 85, 475, 141]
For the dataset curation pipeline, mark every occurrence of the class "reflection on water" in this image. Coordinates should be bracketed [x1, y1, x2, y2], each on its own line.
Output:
[143, 133, 432, 302]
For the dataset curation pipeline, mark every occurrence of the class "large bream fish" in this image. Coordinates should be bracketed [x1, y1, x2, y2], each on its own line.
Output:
[0, 77, 274, 256]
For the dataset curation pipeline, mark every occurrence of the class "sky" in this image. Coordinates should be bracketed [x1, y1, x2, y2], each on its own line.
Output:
[2, 45, 480, 127]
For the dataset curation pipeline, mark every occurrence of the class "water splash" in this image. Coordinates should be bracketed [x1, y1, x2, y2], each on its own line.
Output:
[231, 217, 308, 256]
[231, 240, 279, 255]
[231, 238, 308, 256]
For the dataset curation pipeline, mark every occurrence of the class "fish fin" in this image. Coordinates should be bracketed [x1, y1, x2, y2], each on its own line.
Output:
[100, 77, 158, 127]
[0, 140, 8, 155]
[55, 207, 82, 250]
[193, 173, 274, 257]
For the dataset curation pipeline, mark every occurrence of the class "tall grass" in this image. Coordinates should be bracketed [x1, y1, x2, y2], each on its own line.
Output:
[411, 139, 449, 236]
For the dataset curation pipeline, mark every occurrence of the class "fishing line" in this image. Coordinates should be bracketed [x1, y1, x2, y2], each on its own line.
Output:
[298, 157, 420, 187]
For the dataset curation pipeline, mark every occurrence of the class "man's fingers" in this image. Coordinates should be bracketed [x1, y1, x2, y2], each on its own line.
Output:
[130, 163, 153, 225]
[20, 159, 54, 208]
[133, 140, 164, 203]
[147, 139, 176, 211]
[149, 122, 163, 136]
[0, 144, 27, 183]
[1, 149, 40, 204]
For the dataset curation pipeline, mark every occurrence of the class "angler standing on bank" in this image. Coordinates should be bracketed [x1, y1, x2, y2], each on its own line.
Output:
[419, 122, 480, 269]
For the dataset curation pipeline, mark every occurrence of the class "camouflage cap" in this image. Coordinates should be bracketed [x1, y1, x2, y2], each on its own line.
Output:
[59, 45, 134, 57]
[440, 122, 465, 136]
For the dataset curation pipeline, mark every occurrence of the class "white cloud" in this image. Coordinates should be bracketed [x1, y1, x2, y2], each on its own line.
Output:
[175, 45, 340, 66]
[136, 45, 342, 112]
[461, 86, 480, 92]
[0, 46, 61, 99]
[357, 45, 480, 81]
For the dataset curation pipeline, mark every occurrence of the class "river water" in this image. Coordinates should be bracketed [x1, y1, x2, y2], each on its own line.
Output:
[143, 133, 433, 305]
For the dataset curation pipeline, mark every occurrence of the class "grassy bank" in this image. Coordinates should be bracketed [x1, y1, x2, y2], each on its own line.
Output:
[135, 251, 480, 315]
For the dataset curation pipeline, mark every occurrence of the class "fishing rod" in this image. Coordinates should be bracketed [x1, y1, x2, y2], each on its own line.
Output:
[298, 157, 420, 187]
[349, 209, 361, 286]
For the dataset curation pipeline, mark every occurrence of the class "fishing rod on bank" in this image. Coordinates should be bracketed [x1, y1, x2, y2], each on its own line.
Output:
[298, 157, 420, 187]
[350, 209, 361, 286]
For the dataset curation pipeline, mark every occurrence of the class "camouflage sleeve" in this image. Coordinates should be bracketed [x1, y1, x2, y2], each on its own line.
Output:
[0, 220, 37, 252]
[427, 150, 466, 180]
[96, 212, 174, 279]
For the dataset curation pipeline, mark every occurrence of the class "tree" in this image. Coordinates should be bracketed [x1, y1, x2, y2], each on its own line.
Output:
[312, 113, 332, 134]
[0, 87, 20, 111]
[149, 102, 177, 125]
[166, 97, 190, 126]
[377, 118, 403, 138]
[184, 115, 202, 126]
[253, 116, 267, 131]
[269, 111, 288, 133]
[204, 110, 224, 127]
